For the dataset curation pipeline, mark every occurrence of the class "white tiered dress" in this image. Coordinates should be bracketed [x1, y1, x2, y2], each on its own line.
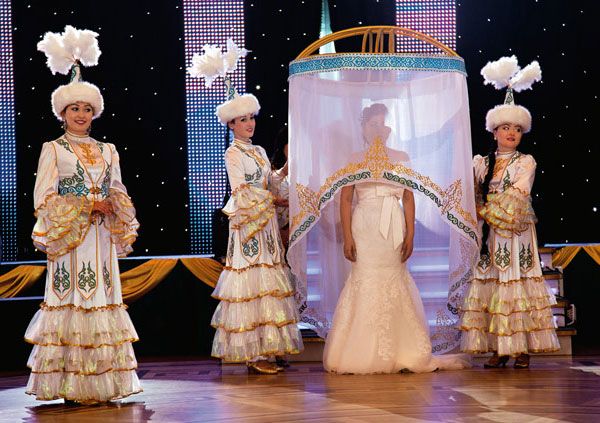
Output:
[25, 135, 141, 403]
[323, 182, 469, 374]
[459, 152, 560, 356]
[211, 139, 303, 362]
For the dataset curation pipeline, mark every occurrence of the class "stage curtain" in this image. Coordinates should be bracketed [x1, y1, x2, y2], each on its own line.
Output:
[552, 246, 582, 269]
[121, 258, 178, 303]
[180, 257, 223, 288]
[0, 265, 46, 298]
[583, 245, 600, 266]
[552, 245, 600, 269]
[1, 258, 224, 299]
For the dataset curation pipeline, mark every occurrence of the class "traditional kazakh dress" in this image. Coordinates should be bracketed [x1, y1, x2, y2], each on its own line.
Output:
[211, 138, 303, 362]
[25, 134, 141, 403]
[459, 151, 560, 356]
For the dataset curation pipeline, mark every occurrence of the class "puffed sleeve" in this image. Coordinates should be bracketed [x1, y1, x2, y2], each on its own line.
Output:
[222, 147, 275, 242]
[512, 154, 536, 195]
[472, 155, 487, 184]
[107, 143, 139, 257]
[32, 142, 93, 260]
[478, 154, 537, 237]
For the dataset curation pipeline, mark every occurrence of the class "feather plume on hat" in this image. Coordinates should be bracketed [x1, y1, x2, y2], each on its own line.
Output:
[188, 39, 259, 125]
[481, 56, 542, 133]
[38, 25, 104, 120]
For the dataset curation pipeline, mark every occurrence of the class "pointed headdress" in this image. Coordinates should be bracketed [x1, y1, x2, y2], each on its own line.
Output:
[481, 55, 542, 133]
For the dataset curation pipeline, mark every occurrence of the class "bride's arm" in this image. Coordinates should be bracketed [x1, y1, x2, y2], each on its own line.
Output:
[340, 185, 356, 262]
[401, 189, 415, 262]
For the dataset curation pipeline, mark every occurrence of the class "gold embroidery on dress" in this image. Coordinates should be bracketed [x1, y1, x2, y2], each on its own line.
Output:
[78, 143, 98, 165]
[234, 142, 266, 168]
[291, 137, 477, 233]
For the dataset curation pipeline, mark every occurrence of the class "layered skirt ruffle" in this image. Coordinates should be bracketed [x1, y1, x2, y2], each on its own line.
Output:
[25, 303, 141, 403]
[211, 265, 303, 362]
[460, 276, 560, 356]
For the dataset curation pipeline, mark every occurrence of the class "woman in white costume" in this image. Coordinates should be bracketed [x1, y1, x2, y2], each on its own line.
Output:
[323, 104, 469, 374]
[189, 40, 303, 374]
[25, 26, 141, 403]
[459, 57, 560, 368]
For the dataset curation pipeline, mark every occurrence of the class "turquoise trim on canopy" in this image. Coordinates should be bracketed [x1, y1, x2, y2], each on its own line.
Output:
[289, 53, 466, 78]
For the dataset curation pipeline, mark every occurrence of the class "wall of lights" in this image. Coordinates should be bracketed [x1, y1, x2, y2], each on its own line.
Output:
[0, 0, 16, 262]
[183, 0, 245, 254]
[396, 0, 456, 53]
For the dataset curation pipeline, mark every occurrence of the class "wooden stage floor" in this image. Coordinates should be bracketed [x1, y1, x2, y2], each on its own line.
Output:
[1, 356, 600, 422]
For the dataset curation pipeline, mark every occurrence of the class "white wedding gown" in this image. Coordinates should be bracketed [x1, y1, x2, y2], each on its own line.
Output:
[323, 182, 470, 374]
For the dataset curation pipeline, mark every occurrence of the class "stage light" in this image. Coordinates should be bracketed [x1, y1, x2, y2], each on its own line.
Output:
[396, 0, 456, 53]
[0, 0, 16, 261]
[183, 0, 245, 254]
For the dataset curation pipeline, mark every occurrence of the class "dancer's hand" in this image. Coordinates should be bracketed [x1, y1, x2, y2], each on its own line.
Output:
[343, 237, 357, 262]
[92, 200, 113, 216]
[401, 235, 414, 262]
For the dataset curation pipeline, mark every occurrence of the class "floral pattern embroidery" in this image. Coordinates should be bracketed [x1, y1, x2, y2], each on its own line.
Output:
[519, 243, 533, 270]
[78, 261, 97, 293]
[100, 164, 111, 198]
[53, 262, 70, 295]
[103, 261, 111, 291]
[59, 161, 90, 197]
[502, 170, 512, 192]
[242, 237, 259, 258]
[477, 253, 491, 272]
[56, 138, 73, 153]
[266, 231, 276, 255]
[494, 242, 510, 269]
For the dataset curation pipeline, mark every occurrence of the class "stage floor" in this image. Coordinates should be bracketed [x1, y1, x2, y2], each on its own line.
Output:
[1, 357, 600, 422]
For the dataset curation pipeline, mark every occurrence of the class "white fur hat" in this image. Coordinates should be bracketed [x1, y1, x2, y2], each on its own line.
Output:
[188, 39, 259, 125]
[216, 93, 260, 124]
[51, 81, 104, 120]
[481, 56, 541, 133]
[485, 104, 532, 133]
[37, 25, 104, 121]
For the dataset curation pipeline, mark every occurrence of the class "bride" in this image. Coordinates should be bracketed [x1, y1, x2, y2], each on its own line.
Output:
[323, 103, 470, 374]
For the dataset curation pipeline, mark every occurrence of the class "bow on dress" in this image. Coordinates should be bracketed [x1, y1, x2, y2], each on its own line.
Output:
[376, 185, 406, 250]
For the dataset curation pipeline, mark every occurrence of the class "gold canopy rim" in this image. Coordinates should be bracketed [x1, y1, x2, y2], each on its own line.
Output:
[295, 25, 459, 59]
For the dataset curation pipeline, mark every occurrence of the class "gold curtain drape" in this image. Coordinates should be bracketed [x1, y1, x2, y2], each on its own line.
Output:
[0, 258, 224, 301]
[180, 257, 223, 288]
[0, 265, 46, 298]
[552, 245, 600, 269]
[121, 259, 178, 303]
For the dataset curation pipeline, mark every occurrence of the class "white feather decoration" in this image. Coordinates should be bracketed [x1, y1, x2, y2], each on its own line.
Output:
[187, 44, 226, 87]
[223, 38, 248, 73]
[37, 32, 73, 75]
[481, 55, 520, 90]
[37, 25, 101, 75]
[510, 61, 542, 92]
[63, 25, 101, 67]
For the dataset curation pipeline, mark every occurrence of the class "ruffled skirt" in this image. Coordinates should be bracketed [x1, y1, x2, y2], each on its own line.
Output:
[25, 303, 142, 403]
[459, 226, 560, 356]
[211, 265, 303, 362]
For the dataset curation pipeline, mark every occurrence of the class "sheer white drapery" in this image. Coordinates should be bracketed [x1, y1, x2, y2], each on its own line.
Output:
[287, 54, 479, 353]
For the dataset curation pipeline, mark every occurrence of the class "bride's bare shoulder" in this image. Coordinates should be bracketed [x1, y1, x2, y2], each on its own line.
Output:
[386, 147, 410, 162]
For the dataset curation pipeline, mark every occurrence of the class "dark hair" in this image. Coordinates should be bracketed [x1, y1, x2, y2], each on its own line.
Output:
[270, 126, 288, 170]
[360, 103, 388, 125]
[479, 138, 497, 256]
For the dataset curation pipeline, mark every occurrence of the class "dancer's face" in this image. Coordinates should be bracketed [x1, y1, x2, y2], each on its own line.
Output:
[494, 123, 523, 152]
[62, 102, 94, 135]
[229, 114, 256, 141]
[362, 113, 390, 144]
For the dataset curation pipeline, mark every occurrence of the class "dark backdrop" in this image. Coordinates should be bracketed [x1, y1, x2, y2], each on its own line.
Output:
[12, 0, 598, 261]
[13, 0, 189, 261]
